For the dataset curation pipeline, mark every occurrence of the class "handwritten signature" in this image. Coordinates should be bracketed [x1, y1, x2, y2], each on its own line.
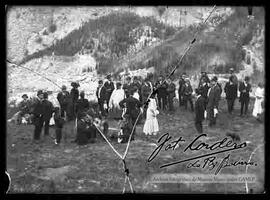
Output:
[147, 133, 255, 174]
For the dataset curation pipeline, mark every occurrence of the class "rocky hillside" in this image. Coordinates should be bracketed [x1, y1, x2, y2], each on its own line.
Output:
[7, 6, 265, 105]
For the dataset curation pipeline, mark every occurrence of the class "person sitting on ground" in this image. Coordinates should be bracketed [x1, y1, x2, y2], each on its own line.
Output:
[76, 112, 96, 145]
[17, 94, 31, 124]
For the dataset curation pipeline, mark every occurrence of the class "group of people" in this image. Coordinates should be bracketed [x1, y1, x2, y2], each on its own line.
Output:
[15, 68, 264, 145]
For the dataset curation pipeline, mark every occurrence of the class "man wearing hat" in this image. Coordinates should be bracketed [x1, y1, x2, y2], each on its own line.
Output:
[229, 68, 238, 86]
[155, 75, 168, 110]
[239, 76, 252, 116]
[181, 78, 194, 112]
[178, 73, 186, 107]
[32, 90, 44, 142]
[206, 76, 221, 127]
[68, 82, 80, 120]
[166, 77, 176, 112]
[195, 88, 206, 133]
[96, 80, 107, 116]
[57, 85, 70, 118]
[198, 71, 210, 88]
[41, 91, 54, 138]
[75, 91, 89, 117]
[17, 94, 30, 124]
[104, 74, 115, 109]
[123, 76, 132, 98]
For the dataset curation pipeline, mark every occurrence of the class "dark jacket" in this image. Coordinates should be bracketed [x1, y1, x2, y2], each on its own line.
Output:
[178, 78, 185, 94]
[195, 95, 206, 121]
[207, 84, 221, 109]
[198, 83, 209, 99]
[239, 81, 252, 101]
[96, 86, 107, 103]
[141, 82, 152, 102]
[57, 91, 70, 107]
[18, 100, 30, 114]
[70, 88, 79, 103]
[224, 82, 238, 100]
[41, 99, 54, 121]
[199, 75, 210, 87]
[182, 83, 193, 97]
[119, 96, 143, 119]
[54, 110, 65, 128]
[75, 98, 89, 115]
[155, 81, 168, 97]
[167, 82, 176, 98]
[104, 81, 115, 101]
[123, 83, 132, 97]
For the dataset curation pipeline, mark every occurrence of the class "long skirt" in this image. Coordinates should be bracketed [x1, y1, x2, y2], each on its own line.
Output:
[252, 98, 263, 117]
[143, 117, 159, 136]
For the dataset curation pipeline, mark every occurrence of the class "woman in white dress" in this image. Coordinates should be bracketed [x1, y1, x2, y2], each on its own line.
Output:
[108, 82, 125, 119]
[143, 94, 159, 136]
[252, 82, 264, 119]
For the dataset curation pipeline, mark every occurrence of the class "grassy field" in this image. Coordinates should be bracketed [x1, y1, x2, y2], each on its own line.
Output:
[6, 98, 264, 193]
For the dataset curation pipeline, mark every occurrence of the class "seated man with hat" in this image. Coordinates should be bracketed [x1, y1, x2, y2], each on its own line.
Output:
[17, 94, 31, 124]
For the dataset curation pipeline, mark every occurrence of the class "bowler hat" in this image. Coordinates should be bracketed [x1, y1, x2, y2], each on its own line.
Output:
[37, 90, 43, 96]
[22, 94, 28, 98]
[211, 76, 218, 82]
[61, 85, 67, 90]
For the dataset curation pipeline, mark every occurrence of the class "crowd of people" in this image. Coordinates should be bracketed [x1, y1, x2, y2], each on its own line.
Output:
[14, 68, 264, 146]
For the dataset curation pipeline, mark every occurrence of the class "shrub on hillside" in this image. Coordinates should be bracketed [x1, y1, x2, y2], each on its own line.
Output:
[48, 24, 57, 33]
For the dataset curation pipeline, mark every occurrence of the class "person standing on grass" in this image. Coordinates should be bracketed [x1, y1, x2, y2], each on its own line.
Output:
[75, 91, 89, 117]
[239, 76, 252, 116]
[68, 82, 80, 120]
[53, 107, 65, 145]
[194, 88, 206, 133]
[206, 76, 221, 127]
[108, 82, 125, 120]
[96, 80, 107, 117]
[155, 75, 168, 111]
[252, 82, 264, 120]
[119, 89, 143, 141]
[197, 77, 209, 109]
[41, 92, 54, 140]
[32, 90, 44, 143]
[166, 77, 176, 113]
[143, 93, 159, 136]
[104, 74, 115, 109]
[178, 73, 186, 107]
[224, 76, 238, 114]
[182, 78, 194, 112]
[57, 85, 69, 118]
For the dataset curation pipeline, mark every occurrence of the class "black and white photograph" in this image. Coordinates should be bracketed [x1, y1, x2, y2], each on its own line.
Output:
[5, 6, 266, 194]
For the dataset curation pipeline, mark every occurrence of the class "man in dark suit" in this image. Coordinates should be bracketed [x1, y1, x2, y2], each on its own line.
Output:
[206, 76, 221, 127]
[104, 74, 115, 108]
[32, 90, 44, 142]
[75, 91, 89, 117]
[166, 77, 176, 112]
[96, 80, 107, 117]
[239, 76, 252, 116]
[182, 78, 194, 111]
[178, 73, 186, 107]
[68, 82, 80, 120]
[155, 75, 168, 110]
[57, 85, 69, 118]
[131, 76, 142, 99]
[119, 89, 143, 141]
[198, 71, 210, 88]
[197, 77, 209, 108]
[224, 76, 238, 114]
[41, 92, 54, 138]
[194, 88, 206, 133]
[123, 76, 132, 98]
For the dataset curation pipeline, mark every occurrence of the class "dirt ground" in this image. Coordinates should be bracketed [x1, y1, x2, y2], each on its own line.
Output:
[6, 98, 264, 193]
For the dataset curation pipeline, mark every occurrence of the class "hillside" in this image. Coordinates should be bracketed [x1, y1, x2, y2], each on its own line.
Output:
[7, 6, 265, 105]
